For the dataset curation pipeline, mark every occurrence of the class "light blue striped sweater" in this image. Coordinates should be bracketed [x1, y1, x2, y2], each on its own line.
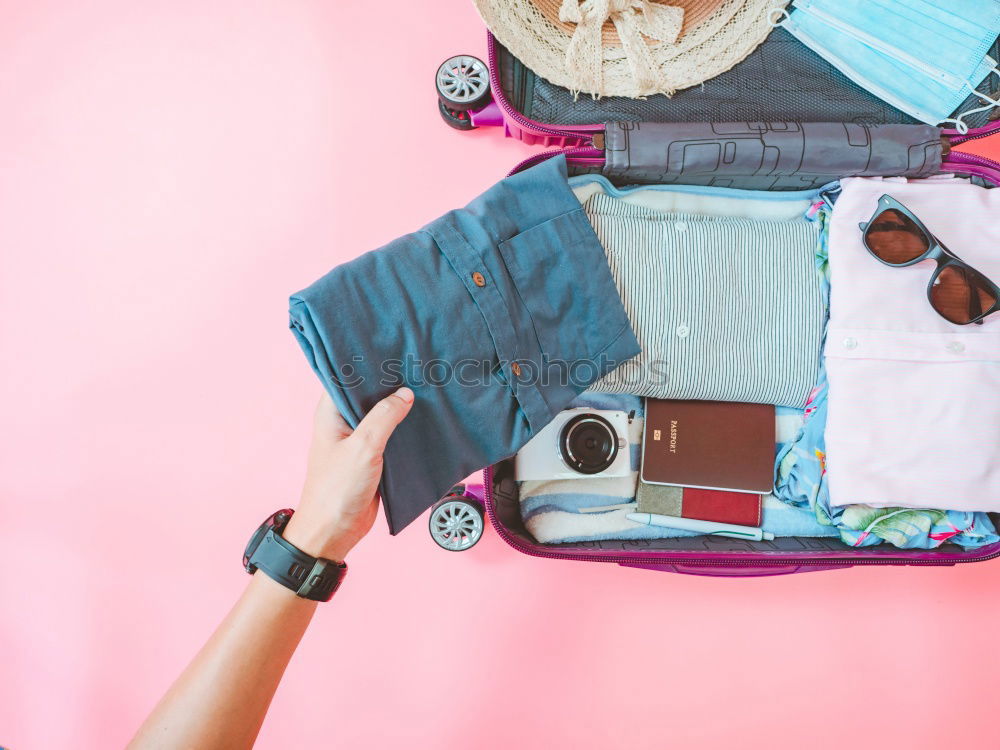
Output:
[584, 193, 824, 408]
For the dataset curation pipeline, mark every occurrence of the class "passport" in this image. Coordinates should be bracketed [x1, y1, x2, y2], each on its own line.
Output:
[640, 398, 775, 495]
[635, 482, 763, 527]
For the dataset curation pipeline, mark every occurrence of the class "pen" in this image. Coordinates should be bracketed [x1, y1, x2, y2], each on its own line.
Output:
[626, 512, 775, 541]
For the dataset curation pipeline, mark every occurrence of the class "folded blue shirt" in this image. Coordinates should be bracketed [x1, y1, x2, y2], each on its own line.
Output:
[289, 156, 640, 534]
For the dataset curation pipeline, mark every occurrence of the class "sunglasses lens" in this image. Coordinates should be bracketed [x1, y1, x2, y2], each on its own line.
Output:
[930, 265, 998, 325]
[865, 208, 930, 265]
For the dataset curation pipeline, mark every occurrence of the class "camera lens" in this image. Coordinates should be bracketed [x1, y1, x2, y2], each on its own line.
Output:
[559, 414, 619, 475]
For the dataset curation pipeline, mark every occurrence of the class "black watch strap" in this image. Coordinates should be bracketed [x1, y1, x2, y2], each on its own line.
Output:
[250, 527, 347, 602]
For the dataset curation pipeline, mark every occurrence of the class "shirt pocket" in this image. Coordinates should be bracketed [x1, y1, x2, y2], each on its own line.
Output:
[498, 209, 633, 366]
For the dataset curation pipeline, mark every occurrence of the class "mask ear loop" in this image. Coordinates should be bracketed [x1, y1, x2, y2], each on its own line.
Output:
[944, 67, 1000, 135]
[767, 7, 790, 27]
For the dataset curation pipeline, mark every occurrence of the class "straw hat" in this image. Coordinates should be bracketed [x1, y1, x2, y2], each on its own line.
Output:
[473, 0, 789, 98]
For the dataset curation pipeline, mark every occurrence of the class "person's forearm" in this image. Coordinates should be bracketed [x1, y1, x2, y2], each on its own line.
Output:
[129, 573, 317, 750]
[131, 389, 412, 748]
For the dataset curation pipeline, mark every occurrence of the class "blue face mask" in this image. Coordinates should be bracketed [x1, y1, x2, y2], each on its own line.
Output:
[778, 0, 1000, 132]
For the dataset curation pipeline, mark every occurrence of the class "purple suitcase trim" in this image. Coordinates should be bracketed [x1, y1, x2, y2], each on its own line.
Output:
[468, 31, 1000, 575]
[482, 32, 599, 148]
[475, 469, 1000, 576]
[942, 157, 1000, 183]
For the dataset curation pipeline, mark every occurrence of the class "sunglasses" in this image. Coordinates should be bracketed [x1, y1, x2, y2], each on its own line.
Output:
[859, 195, 999, 326]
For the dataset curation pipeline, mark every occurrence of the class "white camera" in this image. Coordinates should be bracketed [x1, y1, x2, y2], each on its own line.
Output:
[514, 408, 632, 481]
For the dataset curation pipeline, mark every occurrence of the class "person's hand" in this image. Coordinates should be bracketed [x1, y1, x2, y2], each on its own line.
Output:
[282, 388, 414, 562]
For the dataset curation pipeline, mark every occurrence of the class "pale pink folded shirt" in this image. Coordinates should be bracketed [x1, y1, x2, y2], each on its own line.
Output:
[826, 177, 1000, 512]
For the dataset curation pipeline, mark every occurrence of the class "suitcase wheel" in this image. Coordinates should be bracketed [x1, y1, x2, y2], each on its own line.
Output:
[429, 488, 485, 551]
[435, 54, 491, 112]
[438, 100, 477, 131]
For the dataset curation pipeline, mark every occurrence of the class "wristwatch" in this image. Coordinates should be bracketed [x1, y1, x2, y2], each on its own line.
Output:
[243, 509, 347, 602]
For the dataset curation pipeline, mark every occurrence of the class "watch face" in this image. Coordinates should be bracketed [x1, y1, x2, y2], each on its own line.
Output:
[243, 509, 294, 573]
[243, 522, 270, 573]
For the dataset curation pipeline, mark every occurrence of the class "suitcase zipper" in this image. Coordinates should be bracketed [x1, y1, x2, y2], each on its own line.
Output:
[507, 146, 604, 177]
[948, 151, 1000, 171]
[487, 32, 600, 145]
[946, 121, 1000, 172]
[949, 120, 1000, 145]
[481, 465, 1000, 567]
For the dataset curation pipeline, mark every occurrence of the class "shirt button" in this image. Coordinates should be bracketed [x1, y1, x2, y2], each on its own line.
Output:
[842, 337, 858, 350]
[674, 221, 687, 233]
[471, 271, 486, 287]
[676, 323, 690, 338]
[947, 341, 966, 354]
[510, 362, 522, 377]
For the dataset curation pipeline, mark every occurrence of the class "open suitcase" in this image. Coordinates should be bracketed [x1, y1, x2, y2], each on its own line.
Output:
[420, 26, 1000, 576]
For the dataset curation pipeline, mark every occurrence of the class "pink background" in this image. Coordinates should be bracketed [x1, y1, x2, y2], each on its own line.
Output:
[2, 2, 1000, 748]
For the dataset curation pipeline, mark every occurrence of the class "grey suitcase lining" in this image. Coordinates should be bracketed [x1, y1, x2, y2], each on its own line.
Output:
[498, 28, 1000, 129]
